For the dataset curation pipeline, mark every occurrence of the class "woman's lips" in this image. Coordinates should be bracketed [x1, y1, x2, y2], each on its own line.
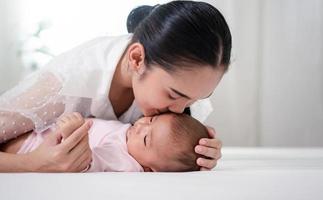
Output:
[144, 109, 160, 116]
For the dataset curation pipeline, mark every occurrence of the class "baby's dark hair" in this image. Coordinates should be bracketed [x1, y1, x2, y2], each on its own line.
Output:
[167, 113, 209, 172]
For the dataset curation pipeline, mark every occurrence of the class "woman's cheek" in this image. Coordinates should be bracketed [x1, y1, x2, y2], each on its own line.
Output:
[152, 95, 168, 109]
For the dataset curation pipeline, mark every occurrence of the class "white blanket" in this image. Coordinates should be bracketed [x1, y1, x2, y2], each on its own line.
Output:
[1, 148, 322, 200]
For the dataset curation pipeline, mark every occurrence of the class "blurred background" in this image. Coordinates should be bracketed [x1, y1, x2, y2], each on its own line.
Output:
[0, 0, 322, 147]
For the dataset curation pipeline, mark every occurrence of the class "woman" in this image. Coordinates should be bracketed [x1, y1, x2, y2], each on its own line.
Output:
[0, 1, 231, 172]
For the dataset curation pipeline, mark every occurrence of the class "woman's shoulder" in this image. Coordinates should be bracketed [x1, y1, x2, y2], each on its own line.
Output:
[70, 34, 133, 52]
[43, 34, 133, 99]
[46, 34, 132, 61]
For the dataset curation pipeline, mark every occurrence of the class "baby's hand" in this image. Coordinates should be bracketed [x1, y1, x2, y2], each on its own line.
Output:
[55, 112, 85, 140]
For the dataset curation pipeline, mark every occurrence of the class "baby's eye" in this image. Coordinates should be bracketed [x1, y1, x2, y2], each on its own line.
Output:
[144, 135, 147, 146]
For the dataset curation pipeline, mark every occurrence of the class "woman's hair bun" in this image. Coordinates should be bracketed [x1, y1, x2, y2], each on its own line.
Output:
[126, 5, 158, 33]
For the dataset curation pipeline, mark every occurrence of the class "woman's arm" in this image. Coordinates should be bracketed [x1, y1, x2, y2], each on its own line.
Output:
[0, 112, 35, 143]
[0, 152, 34, 172]
[0, 120, 92, 172]
[194, 126, 222, 170]
[0, 71, 65, 143]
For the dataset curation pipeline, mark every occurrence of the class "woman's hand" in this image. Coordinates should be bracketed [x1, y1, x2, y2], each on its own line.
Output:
[194, 126, 222, 171]
[26, 120, 93, 172]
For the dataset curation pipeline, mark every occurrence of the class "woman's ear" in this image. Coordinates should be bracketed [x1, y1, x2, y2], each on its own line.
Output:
[127, 42, 146, 75]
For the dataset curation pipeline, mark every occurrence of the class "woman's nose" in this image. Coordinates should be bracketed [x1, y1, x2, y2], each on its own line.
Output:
[168, 103, 187, 113]
[168, 99, 194, 113]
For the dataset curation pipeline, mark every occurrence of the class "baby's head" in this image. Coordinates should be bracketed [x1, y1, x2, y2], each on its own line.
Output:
[126, 113, 209, 172]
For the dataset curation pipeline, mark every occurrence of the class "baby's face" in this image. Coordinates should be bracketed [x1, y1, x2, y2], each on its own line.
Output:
[126, 114, 177, 171]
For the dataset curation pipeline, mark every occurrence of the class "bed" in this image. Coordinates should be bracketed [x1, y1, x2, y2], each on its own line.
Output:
[1, 147, 322, 200]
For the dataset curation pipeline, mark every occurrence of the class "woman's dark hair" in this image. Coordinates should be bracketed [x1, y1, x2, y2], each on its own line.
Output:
[127, 1, 232, 72]
[127, 5, 159, 33]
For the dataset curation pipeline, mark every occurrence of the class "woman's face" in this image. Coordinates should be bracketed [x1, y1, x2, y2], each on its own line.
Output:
[132, 64, 224, 116]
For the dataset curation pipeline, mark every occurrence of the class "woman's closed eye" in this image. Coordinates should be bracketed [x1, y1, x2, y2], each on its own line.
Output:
[168, 94, 177, 100]
[168, 90, 181, 100]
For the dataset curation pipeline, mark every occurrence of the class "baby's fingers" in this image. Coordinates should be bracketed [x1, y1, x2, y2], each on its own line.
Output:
[58, 120, 92, 153]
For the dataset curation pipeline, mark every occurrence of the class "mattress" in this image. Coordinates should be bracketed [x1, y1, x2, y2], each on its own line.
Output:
[1, 147, 322, 200]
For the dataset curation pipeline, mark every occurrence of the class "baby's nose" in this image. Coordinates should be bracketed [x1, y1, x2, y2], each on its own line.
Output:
[135, 124, 149, 134]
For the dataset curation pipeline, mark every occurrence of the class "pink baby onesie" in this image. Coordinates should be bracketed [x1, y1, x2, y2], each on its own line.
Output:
[17, 119, 144, 172]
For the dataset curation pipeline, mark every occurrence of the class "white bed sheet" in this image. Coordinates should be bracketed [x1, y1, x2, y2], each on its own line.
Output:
[1, 147, 322, 200]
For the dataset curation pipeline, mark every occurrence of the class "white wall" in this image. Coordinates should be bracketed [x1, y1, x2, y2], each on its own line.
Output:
[204, 0, 262, 146]
[259, 0, 323, 146]
[205, 0, 323, 146]
[0, 0, 24, 94]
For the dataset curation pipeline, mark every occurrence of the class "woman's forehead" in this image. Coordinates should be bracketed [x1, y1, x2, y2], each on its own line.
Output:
[153, 66, 222, 99]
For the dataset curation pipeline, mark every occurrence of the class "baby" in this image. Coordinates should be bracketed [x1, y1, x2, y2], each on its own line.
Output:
[0, 112, 209, 172]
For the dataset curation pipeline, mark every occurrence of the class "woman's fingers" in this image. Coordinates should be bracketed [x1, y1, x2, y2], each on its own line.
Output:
[57, 135, 91, 172]
[74, 149, 92, 172]
[68, 147, 90, 172]
[195, 145, 222, 159]
[195, 136, 223, 170]
[197, 157, 217, 170]
[69, 135, 89, 160]
[200, 166, 213, 171]
[58, 120, 92, 153]
[199, 137, 222, 149]
[205, 126, 216, 138]
[67, 132, 92, 172]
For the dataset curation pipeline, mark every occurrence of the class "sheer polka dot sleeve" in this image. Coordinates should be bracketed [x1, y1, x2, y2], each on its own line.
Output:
[0, 71, 66, 143]
[0, 35, 132, 143]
